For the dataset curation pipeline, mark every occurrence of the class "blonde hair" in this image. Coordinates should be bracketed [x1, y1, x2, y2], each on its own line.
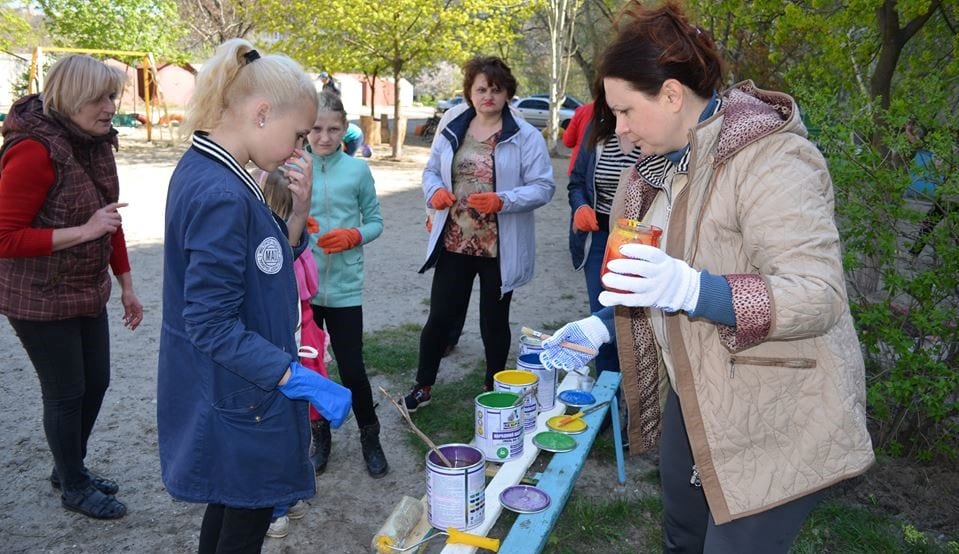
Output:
[184, 39, 317, 136]
[42, 55, 126, 117]
[255, 168, 293, 219]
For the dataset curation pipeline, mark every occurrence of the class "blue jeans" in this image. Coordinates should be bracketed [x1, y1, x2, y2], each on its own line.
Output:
[583, 228, 620, 372]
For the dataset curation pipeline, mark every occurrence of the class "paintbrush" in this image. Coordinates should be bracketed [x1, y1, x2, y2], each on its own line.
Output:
[556, 400, 611, 426]
[379, 386, 453, 467]
[521, 326, 598, 356]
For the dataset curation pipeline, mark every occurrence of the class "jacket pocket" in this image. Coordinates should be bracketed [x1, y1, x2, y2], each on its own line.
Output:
[728, 355, 817, 378]
[213, 385, 282, 424]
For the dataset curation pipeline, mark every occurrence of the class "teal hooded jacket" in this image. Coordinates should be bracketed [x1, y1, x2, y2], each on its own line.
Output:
[307, 147, 383, 308]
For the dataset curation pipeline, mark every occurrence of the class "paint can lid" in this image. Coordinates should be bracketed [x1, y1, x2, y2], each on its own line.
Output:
[533, 431, 577, 453]
[500, 485, 551, 514]
[557, 389, 596, 408]
[546, 415, 588, 435]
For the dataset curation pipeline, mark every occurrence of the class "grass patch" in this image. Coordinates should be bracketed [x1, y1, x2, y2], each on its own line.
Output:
[404, 363, 486, 457]
[361, 322, 422, 378]
[793, 500, 959, 554]
[544, 495, 663, 553]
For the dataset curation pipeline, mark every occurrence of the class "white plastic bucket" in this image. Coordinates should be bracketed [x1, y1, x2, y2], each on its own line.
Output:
[517, 352, 556, 411]
[426, 444, 486, 530]
[475, 391, 523, 462]
[493, 370, 538, 432]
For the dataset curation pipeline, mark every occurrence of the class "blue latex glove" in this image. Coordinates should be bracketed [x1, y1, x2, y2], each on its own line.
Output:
[600, 244, 701, 312]
[279, 361, 352, 428]
[539, 315, 610, 372]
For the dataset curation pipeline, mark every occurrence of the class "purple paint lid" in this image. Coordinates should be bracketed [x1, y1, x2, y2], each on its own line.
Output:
[500, 485, 551, 514]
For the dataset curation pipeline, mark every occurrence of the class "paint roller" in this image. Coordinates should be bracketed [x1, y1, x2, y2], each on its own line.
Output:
[372, 496, 500, 553]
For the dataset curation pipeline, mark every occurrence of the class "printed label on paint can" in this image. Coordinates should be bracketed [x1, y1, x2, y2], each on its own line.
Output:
[475, 392, 523, 462]
[493, 370, 539, 433]
[517, 352, 556, 411]
[426, 444, 485, 530]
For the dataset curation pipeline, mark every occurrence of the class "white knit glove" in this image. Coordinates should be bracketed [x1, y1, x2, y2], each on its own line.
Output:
[599, 244, 701, 313]
[539, 315, 610, 372]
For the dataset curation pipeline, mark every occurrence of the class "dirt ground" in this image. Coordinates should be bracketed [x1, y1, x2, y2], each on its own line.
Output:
[0, 122, 956, 553]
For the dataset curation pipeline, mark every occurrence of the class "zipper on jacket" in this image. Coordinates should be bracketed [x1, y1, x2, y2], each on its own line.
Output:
[689, 465, 702, 487]
[728, 355, 818, 378]
[320, 160, 332, 307]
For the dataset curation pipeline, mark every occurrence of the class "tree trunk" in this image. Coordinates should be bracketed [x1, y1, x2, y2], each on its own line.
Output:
[391, 67, 404, 159]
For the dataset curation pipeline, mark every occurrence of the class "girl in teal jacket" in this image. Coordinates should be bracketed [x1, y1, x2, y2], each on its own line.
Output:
[306, 91, 387, 478]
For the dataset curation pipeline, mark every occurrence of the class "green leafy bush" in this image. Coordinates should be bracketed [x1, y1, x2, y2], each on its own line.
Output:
[800, 86, 958, 461]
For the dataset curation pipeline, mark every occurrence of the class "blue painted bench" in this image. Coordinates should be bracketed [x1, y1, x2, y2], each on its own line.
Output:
[496, 370, 625, 553]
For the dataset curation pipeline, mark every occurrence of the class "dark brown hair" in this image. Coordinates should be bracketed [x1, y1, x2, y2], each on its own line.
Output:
[590, 1, 725, 148]
[461, 56, 518, 106]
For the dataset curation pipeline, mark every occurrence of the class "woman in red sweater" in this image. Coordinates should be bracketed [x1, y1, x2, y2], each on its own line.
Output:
[0, 55, 142, 519]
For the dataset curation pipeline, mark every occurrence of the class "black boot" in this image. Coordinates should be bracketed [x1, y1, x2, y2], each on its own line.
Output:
[310, 420, 332, 475]
[359, 423, 389, 479]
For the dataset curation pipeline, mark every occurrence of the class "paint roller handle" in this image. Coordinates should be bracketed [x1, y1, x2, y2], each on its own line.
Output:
[446, 528, 501, 552]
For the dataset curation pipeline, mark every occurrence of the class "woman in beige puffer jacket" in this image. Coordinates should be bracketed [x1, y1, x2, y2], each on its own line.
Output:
[538, 2, 875, 552]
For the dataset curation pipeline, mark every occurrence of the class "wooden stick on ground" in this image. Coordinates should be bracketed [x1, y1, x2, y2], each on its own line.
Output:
[379, 386, 453, 467]
[521, 326, 598, 356]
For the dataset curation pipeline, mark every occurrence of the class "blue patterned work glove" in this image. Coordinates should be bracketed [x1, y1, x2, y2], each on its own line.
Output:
[539, 316, 610, 372]
[279, 361, 352, 428]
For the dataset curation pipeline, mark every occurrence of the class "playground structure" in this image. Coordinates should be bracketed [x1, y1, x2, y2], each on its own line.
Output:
[27, 46, 171, 142]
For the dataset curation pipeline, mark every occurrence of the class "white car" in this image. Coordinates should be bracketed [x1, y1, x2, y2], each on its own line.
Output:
[512, 96, 579, 129]
[436, 95, 464, 112]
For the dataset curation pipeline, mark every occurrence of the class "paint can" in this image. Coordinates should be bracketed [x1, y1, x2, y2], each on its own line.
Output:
[493, 370, 538, 432]
[475, 391, 524, 462]
[518, 334, 544, 358]
[425, 444, 486, 530]
[517, 352, 556, 411]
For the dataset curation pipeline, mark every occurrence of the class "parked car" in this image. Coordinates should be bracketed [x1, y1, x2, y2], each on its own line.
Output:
[528, 93, 584, 111]
[512, 96, 578, 129]
[436, 95, 464, 112]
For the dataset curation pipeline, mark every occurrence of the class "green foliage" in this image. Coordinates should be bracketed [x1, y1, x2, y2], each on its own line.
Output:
[404, 364, 485, 457]
[0, 6, 31, 51]
[37, 0, 185, 59]
[362, 322, 422, 378]
[793, 500, 958, 553]
[544, 495, 663, 553]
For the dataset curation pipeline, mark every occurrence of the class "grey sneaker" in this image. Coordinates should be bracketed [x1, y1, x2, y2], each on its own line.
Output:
[266, 515, 289, 539]
[287, 500, 308, 520]
[403, 385, 432, 412]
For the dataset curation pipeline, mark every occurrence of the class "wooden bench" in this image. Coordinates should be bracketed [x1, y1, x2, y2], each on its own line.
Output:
[440, 370, 625, 553]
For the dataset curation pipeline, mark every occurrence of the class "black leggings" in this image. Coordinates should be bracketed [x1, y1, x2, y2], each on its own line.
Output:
[199, 504, 273, 554]
[8, 309, 110, 491]
[312, 305, 378, 428]
[417, 250, 513, 390]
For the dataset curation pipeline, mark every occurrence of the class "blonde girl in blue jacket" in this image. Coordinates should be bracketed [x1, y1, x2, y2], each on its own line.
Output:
[306, 91, 387, 479]
[158, 40, 351, 553]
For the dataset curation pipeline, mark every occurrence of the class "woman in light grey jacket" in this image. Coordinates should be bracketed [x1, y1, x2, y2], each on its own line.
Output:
[404, 56, 554, 411]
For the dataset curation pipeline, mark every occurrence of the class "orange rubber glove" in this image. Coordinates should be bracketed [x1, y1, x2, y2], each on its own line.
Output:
[573, 205, 600, 232]
[429, 189, 456, 210]
[306, 216, 320, 235]
[467, 192, 504, 214]
[317, 228, 361, 254]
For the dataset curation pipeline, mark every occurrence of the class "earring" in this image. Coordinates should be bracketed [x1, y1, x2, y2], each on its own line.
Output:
[257, 120, 265, 128]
